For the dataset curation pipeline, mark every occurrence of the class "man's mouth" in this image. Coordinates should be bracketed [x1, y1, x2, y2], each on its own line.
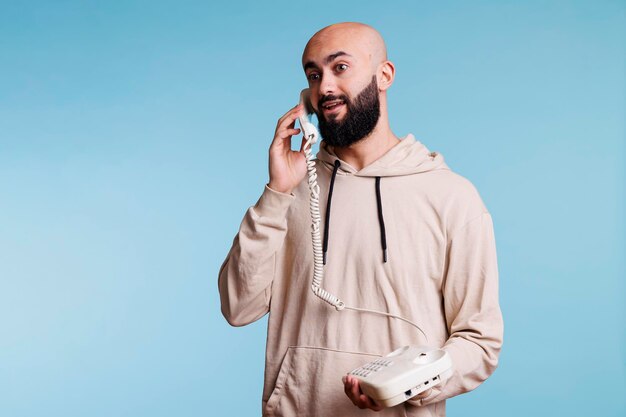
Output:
[322, 99, 345, 115]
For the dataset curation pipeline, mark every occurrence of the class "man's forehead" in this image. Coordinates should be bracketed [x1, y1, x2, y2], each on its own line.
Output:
[301, 23, 385, 68]
[302, 37, 369, 68]
[302, 50, 358, 70]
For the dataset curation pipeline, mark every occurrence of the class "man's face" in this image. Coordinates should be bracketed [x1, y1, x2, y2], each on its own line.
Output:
[316, 75, 380, 148]
[302, 40, 381, 148]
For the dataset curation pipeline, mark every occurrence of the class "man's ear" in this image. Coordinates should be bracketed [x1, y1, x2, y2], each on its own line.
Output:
[378, 60, 395, 91]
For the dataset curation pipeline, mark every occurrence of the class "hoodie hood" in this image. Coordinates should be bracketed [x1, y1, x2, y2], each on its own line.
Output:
[316, 133, 449, 177]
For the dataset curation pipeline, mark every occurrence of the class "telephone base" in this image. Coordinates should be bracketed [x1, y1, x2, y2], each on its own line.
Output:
[348, 346, 453, 408]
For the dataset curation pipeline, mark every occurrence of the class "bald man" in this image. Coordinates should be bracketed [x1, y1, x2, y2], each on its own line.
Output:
[219, 22, 503, 417]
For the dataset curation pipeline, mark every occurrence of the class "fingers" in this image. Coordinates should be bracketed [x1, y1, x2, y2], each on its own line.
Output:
[284, 128, 301, 136]
[276, 103, 303, 127]
[343, 375, 357, 405]
[349, 376, 362, 406]
[276, 104, 303, 132]
[343, 375, 384, 411]
[270, 104, 304, 150]
[360, 395, 383, 411]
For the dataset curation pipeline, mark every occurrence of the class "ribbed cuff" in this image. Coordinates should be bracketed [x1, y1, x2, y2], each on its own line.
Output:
[253, 184, 296, 219]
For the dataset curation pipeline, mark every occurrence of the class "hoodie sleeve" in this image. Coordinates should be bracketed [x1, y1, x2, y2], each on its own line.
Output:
[218, 185, 295, 327]
[408, 211, 503, 407]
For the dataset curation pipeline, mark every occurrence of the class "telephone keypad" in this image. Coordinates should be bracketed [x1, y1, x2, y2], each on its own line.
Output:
[350, 358, 393, 378]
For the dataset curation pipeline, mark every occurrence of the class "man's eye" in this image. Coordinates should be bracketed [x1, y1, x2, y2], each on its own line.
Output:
[336, 64, 348, 72]
[308, 73, 320, 81]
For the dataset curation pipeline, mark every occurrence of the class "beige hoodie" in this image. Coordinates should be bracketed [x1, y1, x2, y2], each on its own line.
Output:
[219, 134, 503, 417]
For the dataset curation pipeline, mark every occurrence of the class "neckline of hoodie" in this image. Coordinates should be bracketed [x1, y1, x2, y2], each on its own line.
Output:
[316, 133, 444, 177]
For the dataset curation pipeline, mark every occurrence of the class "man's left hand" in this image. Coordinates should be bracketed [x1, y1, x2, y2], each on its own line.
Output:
[342, 375, 384, 411]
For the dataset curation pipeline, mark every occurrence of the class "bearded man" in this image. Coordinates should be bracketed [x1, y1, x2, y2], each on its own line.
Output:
[218, 22, 503, 417]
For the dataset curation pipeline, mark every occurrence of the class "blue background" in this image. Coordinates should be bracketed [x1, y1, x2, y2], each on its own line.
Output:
[1, 1, 624, 416]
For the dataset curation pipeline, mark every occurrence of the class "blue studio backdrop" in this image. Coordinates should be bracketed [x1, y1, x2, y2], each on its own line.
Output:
[0, 1, 624, 416]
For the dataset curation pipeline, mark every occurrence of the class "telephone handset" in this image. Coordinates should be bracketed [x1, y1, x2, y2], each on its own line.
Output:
[298, 89, 319, 144]
[297, 89, 452, 407]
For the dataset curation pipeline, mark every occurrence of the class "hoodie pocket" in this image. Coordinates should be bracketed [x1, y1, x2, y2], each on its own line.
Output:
[264, 346, 408, 417]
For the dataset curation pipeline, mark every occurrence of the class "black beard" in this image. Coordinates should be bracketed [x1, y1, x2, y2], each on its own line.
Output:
[317, 75, 380, 148]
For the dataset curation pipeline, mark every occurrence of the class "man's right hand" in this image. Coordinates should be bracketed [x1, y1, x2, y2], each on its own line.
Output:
[267, 104, 309, 195]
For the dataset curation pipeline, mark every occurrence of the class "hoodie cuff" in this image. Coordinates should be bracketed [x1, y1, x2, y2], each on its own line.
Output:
[253, 184, 296, 219]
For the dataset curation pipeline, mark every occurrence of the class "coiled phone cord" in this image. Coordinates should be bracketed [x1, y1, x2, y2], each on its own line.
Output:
[301, 132, 428, 343]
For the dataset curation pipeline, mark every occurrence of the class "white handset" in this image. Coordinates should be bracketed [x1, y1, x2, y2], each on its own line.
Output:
[298, 89, 319, 144]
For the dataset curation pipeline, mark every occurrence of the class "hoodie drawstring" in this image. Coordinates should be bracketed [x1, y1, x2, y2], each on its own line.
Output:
[323, 160, 389, 265]
[323, 160, 341, 265]
[375, 176, 388, 263]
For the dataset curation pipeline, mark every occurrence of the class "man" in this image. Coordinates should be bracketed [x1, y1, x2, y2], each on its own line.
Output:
[218, 22, 503, 417]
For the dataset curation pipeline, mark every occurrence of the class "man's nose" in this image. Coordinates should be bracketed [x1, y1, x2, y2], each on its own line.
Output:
[318, 74, 338, 97]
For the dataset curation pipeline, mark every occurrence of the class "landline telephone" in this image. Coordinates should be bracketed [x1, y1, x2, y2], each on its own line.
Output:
[297, 89, 452, 408]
